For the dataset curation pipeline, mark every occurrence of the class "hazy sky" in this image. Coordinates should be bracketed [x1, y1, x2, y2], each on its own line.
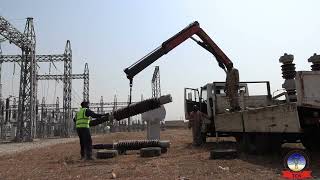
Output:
[0, 0, 319, 120]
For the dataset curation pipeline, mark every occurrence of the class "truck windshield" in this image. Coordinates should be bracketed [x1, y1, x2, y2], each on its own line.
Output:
[215, 86, 226, 95]
[201, 88, 207, 101]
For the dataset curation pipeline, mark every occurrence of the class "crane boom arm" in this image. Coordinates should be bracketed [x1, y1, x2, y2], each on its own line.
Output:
[124, 21, 233, 80]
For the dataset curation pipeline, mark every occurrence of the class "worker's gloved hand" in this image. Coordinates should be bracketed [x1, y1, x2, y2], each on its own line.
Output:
[98, 114, 107, 122]
[108, 112, 114, 121]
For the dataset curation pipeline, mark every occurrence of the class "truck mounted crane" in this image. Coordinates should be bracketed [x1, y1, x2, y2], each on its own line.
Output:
[124, 21, 234, 106]
[124, 21, 320, 154]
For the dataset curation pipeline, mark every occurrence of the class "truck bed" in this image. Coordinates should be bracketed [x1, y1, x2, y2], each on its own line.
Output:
[214, 103, 301, 133]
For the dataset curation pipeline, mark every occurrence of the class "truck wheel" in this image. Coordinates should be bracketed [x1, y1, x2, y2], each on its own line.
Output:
[210, 148, 238, 159]
[235, 134, 255, 154]
[254, 134, 272, 154]
[269, 136, 282, 152]
[301, 132, 320, 151]
[236, 134, 273, 154]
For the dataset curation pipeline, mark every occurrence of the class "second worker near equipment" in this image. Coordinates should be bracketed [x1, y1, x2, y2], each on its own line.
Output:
[73, 101, 113, 160]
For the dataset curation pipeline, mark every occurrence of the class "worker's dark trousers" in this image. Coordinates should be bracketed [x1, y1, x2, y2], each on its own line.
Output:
[192, 122, 202, 146]
[76, 128, 92, 159]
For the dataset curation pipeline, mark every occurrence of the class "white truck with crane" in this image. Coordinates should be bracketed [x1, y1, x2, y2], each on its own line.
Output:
[124, 21, 320, 153]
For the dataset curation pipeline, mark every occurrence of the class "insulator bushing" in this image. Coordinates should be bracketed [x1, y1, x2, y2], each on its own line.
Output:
[116, 140, 160, 151]
[311, 64, 320, 71]
[92, 143, 114, 149]
[308, 53, 320, 71]
[281, 64, 296, 79]
[279, 53, 296, 80]
[113, 95, 172, 120]
[93, 140, 170, 154]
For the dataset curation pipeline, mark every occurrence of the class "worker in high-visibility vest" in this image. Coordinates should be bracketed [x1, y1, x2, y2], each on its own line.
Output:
[74, 101, 112, 160]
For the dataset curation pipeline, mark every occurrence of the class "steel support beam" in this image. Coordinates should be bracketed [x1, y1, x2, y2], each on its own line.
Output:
[90, 101, 130, 106]
[83, 63, 89, 102]
[0, 16, 32, 49]
[0, 41, 3, 139]
[63, 40, 72, 137]
[152, 66, 161, 98]
[0, 54, 64, 63]
[37, 74, 85, 80]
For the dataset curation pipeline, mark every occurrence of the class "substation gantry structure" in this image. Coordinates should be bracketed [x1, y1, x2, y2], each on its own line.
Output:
[36, 97, 61, 138]
[0, 16, 89, 140]
[90, 95, 129, 112]
[151, 66, 161, 98]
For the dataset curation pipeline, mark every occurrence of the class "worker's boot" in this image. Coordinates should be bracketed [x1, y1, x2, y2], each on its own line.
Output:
[85, 154, 94, 160]
[85, 157, 94, 161]
[80, 152, 85, 160]
[85, 151, 94, 161]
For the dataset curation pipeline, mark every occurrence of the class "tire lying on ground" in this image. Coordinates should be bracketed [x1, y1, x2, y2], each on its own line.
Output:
[210, 148, 238, 159]
[140, 147, 161, 157]
[161, 148, 168, 154]
[159, 140, 171, 148]
[96, 150, 118, 159]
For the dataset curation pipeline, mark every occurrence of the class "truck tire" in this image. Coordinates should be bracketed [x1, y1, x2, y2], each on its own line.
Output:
[161, 148, 168, 154]
[96, 150, 118, 159]
[210, 148, 238, 159]
[254, 134, 272, 154]
[269, 135, 282, 152]
[236, 134, 275, 154]
[235, 134, 255, 154]
[301, 131, 320, 151]
[140, 147, 161, 157]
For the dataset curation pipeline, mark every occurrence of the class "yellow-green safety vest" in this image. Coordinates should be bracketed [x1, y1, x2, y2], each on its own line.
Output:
[76, 108, 90, 128]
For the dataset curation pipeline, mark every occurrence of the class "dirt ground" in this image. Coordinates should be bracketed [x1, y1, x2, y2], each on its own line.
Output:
[0, 129, 319, 180]
[0, 137, 78, 156]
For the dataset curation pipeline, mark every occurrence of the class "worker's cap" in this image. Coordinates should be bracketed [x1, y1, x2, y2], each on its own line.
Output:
[81, 101, 90, 107]
[193, 105, 199, 111]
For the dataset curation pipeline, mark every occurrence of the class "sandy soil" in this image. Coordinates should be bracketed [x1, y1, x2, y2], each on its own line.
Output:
[0, 137, 78, 156]
[0, 129, 319, 180]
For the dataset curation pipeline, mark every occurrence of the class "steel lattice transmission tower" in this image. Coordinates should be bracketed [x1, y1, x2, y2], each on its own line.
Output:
[17, 18, 37, 141]
[0, 39, 3, 99]
[83, 63, 89, 102]
[63, 40, 72, 137]
[151, 66, 161, 98]
[0, 39, 3, 139]
[0, 16, 37, 141]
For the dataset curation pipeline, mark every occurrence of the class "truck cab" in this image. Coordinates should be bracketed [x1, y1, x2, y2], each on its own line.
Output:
[184, 78, 320, 152]
[185, 81, 272, 136]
